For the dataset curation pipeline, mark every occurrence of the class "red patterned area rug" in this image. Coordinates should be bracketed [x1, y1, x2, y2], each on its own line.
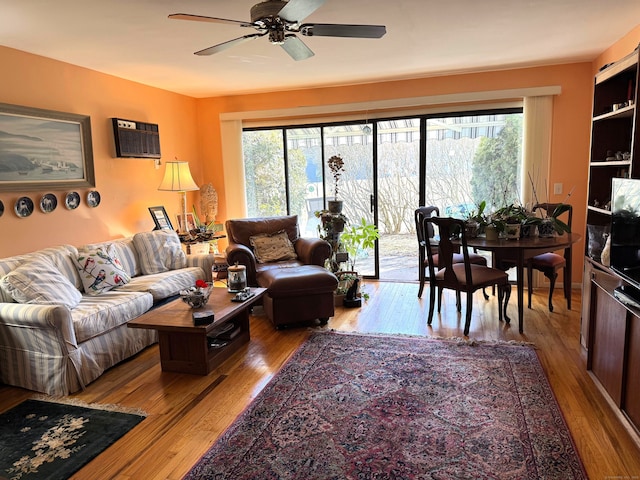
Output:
[185, 331, 586, 480]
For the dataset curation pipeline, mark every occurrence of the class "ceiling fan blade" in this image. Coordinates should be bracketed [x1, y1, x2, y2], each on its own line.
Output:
[169, 13, 254, 28]
[300, 23, 386, 38]
[278, 0, 325, 23]
[195, 33, 266, 56]
[281, 35, 315, 61]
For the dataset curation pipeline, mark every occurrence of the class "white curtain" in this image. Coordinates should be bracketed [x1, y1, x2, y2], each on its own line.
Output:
[220, 119, 246, 219]
[522, 96, 554, 208]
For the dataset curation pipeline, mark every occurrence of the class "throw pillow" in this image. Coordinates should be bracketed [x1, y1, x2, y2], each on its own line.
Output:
[0, 256, 82, 308]
[249, 230, 297, 263]
[74, 245, 131, 295]
[133, 230, 187, 275]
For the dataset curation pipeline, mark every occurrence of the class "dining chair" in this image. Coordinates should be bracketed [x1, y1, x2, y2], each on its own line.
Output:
[414, 206, 488, 299]
[527, 203, 573, 312]
[423, 216, 511, 336]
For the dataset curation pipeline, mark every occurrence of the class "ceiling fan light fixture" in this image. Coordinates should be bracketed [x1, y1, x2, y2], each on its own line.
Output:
[269, 28, 286, 44]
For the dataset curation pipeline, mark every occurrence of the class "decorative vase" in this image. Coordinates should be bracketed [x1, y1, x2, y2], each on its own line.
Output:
[521, 224, 536, 237]
[505, 223, 521, 240]
[227, 263, 247, 293]
[180, 284, 212, 309]
[485, 225, 499, 241]
[328, 200, 343, 214]
[465, 221, 480, 238]
[538, 220, 556, 237]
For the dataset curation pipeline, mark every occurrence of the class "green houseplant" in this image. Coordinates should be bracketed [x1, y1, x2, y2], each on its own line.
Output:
[537, 203, 572, 237]
[339, 218, 380, 272]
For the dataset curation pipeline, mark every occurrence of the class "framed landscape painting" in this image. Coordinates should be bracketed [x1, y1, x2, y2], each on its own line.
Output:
[0, 103, 94, 192]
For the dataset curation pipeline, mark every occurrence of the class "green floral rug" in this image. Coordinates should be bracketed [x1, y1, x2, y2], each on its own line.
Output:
[0, 398, 145, 480]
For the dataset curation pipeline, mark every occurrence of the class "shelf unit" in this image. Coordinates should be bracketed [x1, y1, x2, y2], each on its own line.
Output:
[585, 48, 639, 229]
[582, 46, 640, 439]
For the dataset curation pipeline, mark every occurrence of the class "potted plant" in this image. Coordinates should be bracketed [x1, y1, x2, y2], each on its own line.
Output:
[339, 218, 380, 272]
[464, 201, 487, 238]
[537, 203, 572, 237]
[493, 203, 527, 239]
[315, 210, 349, 272]
[327, 155, 345, 213]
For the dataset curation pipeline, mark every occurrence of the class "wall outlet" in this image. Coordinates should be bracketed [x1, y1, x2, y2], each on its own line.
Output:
[554, 183, 562, 195]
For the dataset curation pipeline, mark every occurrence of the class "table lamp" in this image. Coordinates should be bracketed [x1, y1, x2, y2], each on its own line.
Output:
[158, 161, 199, 234]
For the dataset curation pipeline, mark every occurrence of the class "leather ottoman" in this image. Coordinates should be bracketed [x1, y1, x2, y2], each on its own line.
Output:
[257, 265, 338, 328]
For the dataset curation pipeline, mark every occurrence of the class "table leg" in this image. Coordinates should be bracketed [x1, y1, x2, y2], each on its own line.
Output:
[564, 246, 572, 310]
[516, 255, 524, 333]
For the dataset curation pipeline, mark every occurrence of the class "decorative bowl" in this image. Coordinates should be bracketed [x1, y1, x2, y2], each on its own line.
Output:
[180, 284, 212, 309]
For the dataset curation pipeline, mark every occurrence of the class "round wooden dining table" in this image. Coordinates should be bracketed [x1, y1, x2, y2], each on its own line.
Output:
[464, 233, 582, 334]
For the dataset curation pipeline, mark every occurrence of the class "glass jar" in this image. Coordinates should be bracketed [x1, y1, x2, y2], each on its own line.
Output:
[227, 263, 247, 293]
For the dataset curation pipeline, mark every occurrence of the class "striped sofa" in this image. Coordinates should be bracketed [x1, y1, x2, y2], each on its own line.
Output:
[0, 230, 215, 396]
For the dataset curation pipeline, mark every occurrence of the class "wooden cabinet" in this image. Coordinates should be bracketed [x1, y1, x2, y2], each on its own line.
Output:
[586, 267, 640, 435]
[588, 269, 626, 404]
[583, 47, 640, 438]
[625, 315, 640, 429]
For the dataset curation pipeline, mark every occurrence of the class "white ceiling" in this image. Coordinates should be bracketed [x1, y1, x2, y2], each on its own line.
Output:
[1, 0, 640, 98]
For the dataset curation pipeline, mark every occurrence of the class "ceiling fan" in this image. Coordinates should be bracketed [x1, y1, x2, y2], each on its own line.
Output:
[169, 0, 386, 61]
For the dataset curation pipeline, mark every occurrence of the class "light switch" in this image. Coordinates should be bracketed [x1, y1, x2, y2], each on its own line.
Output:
[554, 183, 562, 195]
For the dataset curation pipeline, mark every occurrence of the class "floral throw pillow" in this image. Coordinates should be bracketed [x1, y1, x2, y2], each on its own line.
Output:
[74, 245, 131, 295]
[249, 230, 297, 263]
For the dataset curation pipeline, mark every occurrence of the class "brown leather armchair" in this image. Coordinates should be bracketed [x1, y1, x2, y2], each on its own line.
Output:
[225, 215, 331, 286]
[225, 215, 337, 328]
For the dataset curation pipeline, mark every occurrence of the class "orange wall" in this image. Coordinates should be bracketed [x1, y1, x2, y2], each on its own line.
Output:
[0, 46, 201, 257]
[593, 25, 640, 74]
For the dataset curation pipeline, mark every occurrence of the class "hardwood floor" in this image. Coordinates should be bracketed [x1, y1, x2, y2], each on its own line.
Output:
[2, 281, 640, 479]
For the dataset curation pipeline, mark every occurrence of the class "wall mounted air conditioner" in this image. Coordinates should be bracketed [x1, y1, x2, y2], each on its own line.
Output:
[112, 118, 161, 159]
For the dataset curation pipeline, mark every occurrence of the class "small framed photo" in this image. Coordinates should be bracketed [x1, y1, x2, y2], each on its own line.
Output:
[176, 212, 196, 232]
[148, 206, 173, 231]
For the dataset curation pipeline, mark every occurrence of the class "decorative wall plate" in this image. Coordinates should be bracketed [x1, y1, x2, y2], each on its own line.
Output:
[14, 196, 34, 218]
[40, 193, 57, 213]
[65, 191, 81, 210]
[87, 190, 101, 208]
[0, 200, 4, 217]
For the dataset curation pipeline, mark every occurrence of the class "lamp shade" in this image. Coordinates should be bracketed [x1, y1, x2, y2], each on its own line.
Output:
[158, 161, 199, 192]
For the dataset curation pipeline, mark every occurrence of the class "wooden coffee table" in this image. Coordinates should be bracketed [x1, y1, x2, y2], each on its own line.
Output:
[128, 287, 265, 375]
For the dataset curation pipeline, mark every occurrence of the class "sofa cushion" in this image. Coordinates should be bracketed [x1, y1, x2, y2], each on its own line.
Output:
[74, 246, 131, 295]
[133, 230, 186, 275]
[0, 245, 81, 303]
[70, 290, 153, 343]
[118, 266, 204, 302]
[250, 230, 298, 263]
[0, 256, 82, 308]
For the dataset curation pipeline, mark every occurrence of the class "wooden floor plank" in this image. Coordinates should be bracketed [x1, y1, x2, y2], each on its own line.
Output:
[1, 281, 639, 479]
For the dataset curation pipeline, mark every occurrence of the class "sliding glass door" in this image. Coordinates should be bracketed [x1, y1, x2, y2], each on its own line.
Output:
[242, 109, 523, 282]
